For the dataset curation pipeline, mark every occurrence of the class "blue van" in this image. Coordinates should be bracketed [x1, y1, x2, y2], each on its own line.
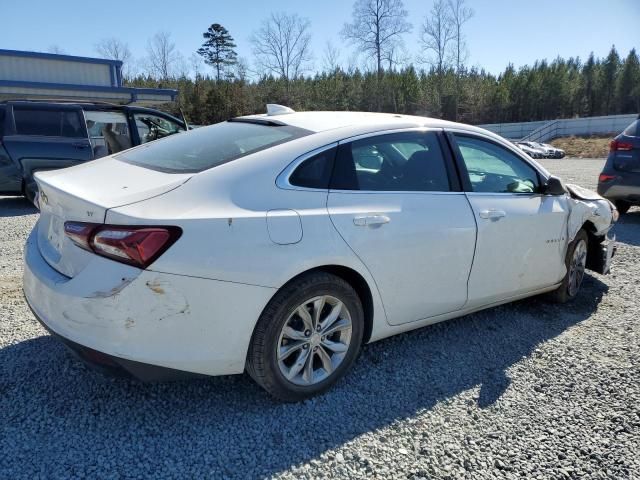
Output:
[0, 100, 186, 202]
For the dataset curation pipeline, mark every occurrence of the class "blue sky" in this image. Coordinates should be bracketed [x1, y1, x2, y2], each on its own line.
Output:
[1, 0, 638, 76]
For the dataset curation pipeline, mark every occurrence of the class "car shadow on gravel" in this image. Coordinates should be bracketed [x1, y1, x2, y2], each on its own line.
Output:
[0, 196, 37, 217]
[0, 275, 608, 478]
[613, 210, 640, 247]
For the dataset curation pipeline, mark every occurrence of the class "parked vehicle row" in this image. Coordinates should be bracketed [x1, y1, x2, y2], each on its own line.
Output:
[0, 100, 187, 202]
[23, 107, 617, 401]
[515, 141, 565, 159]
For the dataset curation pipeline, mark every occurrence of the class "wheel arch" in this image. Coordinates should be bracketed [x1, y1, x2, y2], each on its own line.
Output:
[268, 265, 375, 344]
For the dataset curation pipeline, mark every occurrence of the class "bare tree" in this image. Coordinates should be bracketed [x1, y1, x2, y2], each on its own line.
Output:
[322, 41, 341, 72]
[145, 31, 180, 80]
[420, 0, 454, 75]
[251, 12, 313, 88]
[383, 43, 410, 71]
[341, 0, 412, 76]
[448, 0, 474, 120]
[448, 0, 473, 75]
[95, 37, 133, 79]
[47, 45, 66, 54]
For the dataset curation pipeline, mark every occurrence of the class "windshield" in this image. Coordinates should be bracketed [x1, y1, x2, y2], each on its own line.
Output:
[116, 120, 311, 173]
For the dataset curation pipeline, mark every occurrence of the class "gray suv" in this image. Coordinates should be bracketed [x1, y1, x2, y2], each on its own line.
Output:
[598, 116, 640, 214]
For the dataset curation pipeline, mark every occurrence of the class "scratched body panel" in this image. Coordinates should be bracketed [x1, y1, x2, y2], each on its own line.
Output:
[23, 230, 276, 375]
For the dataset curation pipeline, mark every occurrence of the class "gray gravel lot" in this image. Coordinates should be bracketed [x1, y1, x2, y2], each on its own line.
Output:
[1, 158, 638, 479]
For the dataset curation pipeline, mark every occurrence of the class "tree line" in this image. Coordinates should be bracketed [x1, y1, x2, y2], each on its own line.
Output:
[90, 0, 639, 126]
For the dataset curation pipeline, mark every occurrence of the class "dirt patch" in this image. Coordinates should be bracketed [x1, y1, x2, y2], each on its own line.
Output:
[551, 136, 611, 158]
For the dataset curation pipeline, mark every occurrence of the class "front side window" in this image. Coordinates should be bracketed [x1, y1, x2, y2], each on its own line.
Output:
[134, 113, 184, 144]
[331, 131, 451, 192]
[13, 107, 84, 138]
[117, 120, 311, 173]
[453, 134, 540, 194]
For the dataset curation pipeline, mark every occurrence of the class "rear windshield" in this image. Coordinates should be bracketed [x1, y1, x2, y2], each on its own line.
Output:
[116, 120, 311, 173]
[623, 120, 639, 137]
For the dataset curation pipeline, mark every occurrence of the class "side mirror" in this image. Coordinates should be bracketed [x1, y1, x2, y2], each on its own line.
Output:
[542, 175, 566, 195]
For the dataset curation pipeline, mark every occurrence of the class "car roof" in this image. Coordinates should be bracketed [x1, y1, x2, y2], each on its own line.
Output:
[236, 111, 487, 136]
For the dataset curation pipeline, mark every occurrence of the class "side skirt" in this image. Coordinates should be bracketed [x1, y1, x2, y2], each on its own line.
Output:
[367, 283, 561, 344]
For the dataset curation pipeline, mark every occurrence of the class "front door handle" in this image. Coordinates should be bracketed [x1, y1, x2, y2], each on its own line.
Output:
[353, 215, 391, 227]
[72, 142, 90, 149]
[479, 209, 506, 220]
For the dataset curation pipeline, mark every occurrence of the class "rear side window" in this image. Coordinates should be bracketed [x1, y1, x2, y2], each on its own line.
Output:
[289, 147, 336, 189]
[331, 131, 451, 192]
[623, 120, 639, 137]
[0, 107, 5, 137]
[116, 120, 311, 173]
[13, 108, 84, 137]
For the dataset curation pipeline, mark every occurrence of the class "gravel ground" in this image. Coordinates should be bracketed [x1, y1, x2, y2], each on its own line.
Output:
[0, 158, 638, 479]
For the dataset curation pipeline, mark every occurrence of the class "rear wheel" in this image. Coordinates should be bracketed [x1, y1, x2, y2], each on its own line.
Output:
[549, 229, 588, 303]
[615, 201, 631, 215]
[246, 272, 364, 402]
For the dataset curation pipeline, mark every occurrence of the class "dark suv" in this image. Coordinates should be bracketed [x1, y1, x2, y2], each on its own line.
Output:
[598, 116, 640, 214]
[0, 100, 186, 202]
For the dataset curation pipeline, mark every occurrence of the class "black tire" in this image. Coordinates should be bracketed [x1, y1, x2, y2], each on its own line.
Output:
[22, 178, 38, 206]
[246, 272, 364, 402]
[548, 229, 588, 303]
[615, 201, 631, 215]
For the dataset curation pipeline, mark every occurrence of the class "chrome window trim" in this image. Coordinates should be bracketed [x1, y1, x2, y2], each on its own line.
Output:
[336, 126, 442, 144]
[276, 127, 447, 193]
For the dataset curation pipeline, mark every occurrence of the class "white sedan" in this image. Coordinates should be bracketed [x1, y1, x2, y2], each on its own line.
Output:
[23, 107, 616, 401]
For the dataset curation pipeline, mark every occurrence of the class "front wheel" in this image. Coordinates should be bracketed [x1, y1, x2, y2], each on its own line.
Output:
[246, 272, 364, 402]
[549, 229, 588, 303]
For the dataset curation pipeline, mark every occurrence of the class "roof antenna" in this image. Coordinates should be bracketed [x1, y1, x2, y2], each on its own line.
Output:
[266, 104, 295, 116]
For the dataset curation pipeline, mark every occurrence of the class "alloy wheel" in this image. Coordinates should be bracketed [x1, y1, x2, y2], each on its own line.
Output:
[568, 239, 587, 296]
[277, 295, 353, 386]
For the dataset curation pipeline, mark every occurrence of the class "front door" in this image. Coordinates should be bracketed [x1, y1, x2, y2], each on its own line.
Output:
[327, 130, 477, 326]
[448, 132, 569, 306]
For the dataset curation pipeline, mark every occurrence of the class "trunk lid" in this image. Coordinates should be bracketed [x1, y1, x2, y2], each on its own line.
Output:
[35, 157, 192, 277]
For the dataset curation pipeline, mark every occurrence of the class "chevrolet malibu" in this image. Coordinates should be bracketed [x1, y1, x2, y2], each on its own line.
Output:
[23, 107, 617, 401]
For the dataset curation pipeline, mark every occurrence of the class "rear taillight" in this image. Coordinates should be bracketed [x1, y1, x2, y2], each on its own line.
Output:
[610, 139, 633, 151]
[598, 173, 616, 183]
[64, 222, 181, 268]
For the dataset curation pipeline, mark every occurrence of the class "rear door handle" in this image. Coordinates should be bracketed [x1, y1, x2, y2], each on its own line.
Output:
[479, 209, 506, 220]
[353, 215, 391, 227]
[72, 142, 90, 149]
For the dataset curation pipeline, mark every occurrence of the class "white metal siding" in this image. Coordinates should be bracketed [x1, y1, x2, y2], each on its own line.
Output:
[0, 55, 113, 87]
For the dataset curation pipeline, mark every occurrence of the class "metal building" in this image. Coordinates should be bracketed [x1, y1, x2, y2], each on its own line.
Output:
[0, 49, 177, 105]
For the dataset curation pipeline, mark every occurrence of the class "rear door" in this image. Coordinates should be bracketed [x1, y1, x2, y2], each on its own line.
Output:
[327, 129, 477, 326]
[2, 104, 92, 195]
[448, 132, 569, 306]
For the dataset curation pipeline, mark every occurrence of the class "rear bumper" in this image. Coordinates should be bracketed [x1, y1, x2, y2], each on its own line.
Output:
[28, 302, 200, 381]
[598, 172, 640, 203]
[22, 227, 276, 378]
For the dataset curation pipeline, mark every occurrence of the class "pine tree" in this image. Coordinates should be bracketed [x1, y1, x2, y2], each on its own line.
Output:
[197, 24, 238, 82]
[600, 46, 620, 115]
[617, 49, 640, 113]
